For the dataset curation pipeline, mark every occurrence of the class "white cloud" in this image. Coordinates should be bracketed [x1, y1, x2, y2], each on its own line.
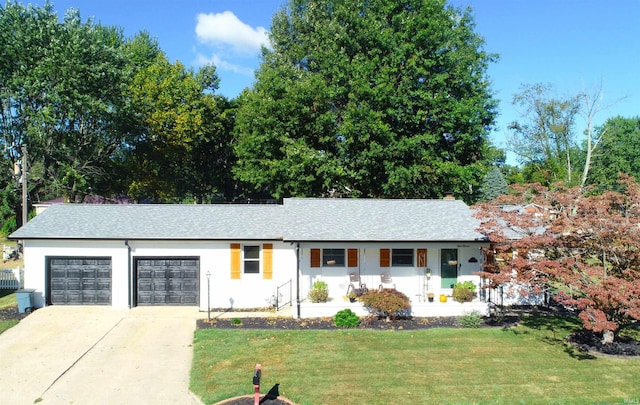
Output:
[195, 11, 271, 55]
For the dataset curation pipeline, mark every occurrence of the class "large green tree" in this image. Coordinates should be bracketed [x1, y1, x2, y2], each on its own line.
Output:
[587, 116, 640, 190]
[125, 55, 237, 202]
[0, 2, 131, 206]
[234, 0, 498, 201]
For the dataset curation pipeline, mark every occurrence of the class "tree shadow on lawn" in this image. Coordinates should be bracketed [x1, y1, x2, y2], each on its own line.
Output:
[0, 289, 16, 300]
[505, 314, 596, 360]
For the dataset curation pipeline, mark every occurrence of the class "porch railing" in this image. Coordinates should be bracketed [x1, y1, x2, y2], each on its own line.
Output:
[0, 268, 24, 290]
[276, 279, 292, 310]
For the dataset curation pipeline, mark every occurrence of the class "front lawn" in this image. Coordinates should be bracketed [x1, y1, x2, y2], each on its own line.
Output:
[191, 316, 640, 405]
[0, 290, 18, 334]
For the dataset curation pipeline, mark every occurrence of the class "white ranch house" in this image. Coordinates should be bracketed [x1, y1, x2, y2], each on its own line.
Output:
[10, 198, 491, 318]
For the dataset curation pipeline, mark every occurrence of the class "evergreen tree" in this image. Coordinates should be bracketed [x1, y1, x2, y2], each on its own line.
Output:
[479, 166, 508, 201]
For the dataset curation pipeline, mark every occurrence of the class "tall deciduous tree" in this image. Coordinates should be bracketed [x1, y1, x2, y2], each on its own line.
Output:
[474, 176, 640, 344]
[125, 55, 236, 202]
[0, 2, 130, 204]
[507, 83, 581, 185]
[234, 0, 498, 201]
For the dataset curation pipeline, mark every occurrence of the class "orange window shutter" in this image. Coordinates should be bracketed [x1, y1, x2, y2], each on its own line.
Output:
[347, 249, 358, 267]
[487, 244, 496, 264]
[230, 243, 241, 279]
[310, 249, 321, 268]
[380, 249, 390, 267]
[263, 244, 273, 279]
[417, 248, 427, 268]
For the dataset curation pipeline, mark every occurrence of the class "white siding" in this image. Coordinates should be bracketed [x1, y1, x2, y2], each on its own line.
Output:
[23, 239, 298, 310]
[23, 239, 488, 312]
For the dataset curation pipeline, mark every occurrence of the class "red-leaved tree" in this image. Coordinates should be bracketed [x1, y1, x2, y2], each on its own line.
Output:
[473, 175, 640, 344]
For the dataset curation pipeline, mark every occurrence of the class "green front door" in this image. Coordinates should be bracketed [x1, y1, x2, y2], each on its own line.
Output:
[440, 249, 458, 289]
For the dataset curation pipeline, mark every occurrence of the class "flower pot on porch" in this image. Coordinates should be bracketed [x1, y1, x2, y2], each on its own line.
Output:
[427, 293, 435, 303]
[439, 294, 447, 303]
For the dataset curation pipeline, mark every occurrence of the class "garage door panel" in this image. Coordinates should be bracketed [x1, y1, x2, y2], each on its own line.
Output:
[166, 295, 184, 304]
[82, 268, 97, 277]
[137, 295, 152, 305]
[153, 280, 167, 291]
[152, 295, 167, 304]
[96, 295, 110, 304]
[138, 269, 153, 278]
[138, 279, 153, 292]
[181, 296, 198, 305]
[183, 269, 198, 278]
[66, 269, 82, 278]
[182, 280, 198, 292]
[135, 257, 199, 306]
[48, 257, 112, 305]
[168, 269, 182, 278]
[65, 292, 83, 304]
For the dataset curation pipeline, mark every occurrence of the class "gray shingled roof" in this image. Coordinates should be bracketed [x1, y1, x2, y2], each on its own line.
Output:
[10, 204, 285, 240]
[282, 198, 486, 241]
[10, 198, 487, 242]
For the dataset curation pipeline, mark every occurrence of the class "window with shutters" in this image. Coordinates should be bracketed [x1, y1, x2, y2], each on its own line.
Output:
[243, 245, 260, 273]
[391, 249, 414, 266]
[231, 244, 273, 279]
[311, 248, 354, 267]
[322, 249, 345, 266]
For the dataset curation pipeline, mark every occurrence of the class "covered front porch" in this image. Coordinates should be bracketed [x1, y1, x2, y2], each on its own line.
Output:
[298, 243, 490, 318]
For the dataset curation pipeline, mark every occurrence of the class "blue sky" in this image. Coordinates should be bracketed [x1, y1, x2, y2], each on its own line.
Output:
[40, 0, 639, 162]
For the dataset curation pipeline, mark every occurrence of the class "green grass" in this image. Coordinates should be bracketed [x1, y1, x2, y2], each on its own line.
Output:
[190, 316, 640, 405]
[0, 289, 18, 334]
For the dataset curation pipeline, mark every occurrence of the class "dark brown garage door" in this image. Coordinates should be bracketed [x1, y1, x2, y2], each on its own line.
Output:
[48, 257, 112, 305]
[135, 257, 199, 305]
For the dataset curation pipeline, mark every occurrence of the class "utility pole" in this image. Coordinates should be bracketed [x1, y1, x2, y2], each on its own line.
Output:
[20, 144, 27, 228]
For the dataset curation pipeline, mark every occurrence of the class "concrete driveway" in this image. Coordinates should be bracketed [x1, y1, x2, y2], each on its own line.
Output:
[0, 306, 203, 405]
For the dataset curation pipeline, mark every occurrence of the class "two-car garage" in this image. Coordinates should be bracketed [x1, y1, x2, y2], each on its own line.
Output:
[47, 256, 199, 306]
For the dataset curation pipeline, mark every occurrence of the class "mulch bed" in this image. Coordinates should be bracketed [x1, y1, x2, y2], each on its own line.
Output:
[197, 315, 461, 331]
[0, 305, 29, 321]
[568, 330, 640, 357]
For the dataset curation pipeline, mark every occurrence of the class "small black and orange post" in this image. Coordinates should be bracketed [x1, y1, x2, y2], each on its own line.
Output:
[253, 364, 262, 405]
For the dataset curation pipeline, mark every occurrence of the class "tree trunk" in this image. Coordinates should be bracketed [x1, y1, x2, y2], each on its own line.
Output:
[602, 329, 614, 345]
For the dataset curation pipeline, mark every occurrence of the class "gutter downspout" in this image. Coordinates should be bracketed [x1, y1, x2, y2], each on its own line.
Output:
[295, 243, 301, 319]
[125, 240, 132, 308]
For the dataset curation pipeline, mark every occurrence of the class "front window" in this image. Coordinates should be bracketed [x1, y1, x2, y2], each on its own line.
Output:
[323, 249, 345, 266]
[392, 249, 414, 266]
[243, 245, 260, 273]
